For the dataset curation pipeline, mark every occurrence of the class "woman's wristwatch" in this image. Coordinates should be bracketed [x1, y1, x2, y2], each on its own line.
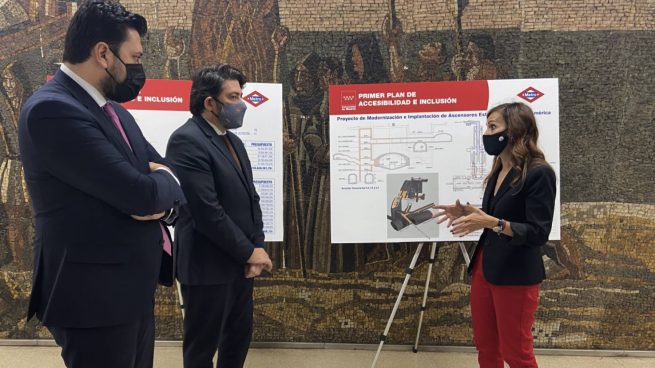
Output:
[492, 218, 506, 234]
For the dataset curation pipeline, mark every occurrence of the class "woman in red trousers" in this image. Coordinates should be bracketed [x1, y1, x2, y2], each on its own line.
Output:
[433, 102, 557, 368]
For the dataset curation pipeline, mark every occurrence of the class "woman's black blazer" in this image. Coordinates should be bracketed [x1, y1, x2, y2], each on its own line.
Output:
[469, 164, 557, 285]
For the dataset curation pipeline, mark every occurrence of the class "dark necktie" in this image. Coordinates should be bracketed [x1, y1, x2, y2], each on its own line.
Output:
[221, 135, 242, 171]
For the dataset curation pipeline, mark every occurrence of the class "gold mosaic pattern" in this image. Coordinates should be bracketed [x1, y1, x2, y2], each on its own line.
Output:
[0, 1, 653, 349]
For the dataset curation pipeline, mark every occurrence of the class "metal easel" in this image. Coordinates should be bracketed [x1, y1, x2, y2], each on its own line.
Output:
[371, 241, 471, 368]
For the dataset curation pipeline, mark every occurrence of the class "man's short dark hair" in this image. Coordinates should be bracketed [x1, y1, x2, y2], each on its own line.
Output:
[189, 64, 247, 116]
[63, 0, 147, 64]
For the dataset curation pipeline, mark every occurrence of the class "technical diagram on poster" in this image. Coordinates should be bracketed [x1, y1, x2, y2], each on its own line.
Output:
[329, 79, 560, 243]
[386, 173, 439, 240]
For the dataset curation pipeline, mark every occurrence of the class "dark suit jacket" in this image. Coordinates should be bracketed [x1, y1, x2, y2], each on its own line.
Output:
[18, 70, 186, 328]
[468, 164, 557, 285]
[166, 115, 265, 285]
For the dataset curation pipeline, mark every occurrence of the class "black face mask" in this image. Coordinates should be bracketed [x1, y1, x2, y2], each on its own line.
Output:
[104, 49, 146, 103]
[482, 129, 509, 156]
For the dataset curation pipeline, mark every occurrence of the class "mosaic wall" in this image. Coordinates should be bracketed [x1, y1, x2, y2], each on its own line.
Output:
[0, 0, 654, 350]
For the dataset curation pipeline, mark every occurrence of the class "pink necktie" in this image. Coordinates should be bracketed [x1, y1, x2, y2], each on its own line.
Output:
[102, 102, 132, 150]
[103, 102, 172, 255]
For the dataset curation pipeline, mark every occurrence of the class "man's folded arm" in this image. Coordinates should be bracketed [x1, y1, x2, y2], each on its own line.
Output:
[25, 100, 183, 215]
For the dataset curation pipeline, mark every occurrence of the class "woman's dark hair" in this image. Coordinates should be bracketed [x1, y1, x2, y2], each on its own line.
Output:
[484, 102, 551, 188]
[63, 1, 147, 64]
[189, 64, 247, 116]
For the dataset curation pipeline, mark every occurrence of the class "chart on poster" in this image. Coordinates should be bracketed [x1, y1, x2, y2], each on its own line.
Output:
[123, 80, 284, 242]
[329, 79, 560, 244]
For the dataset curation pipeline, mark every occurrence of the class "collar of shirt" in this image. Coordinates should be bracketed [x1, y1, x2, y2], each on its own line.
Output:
[60, 64, 107, 107]
[203, 116, 227, 136]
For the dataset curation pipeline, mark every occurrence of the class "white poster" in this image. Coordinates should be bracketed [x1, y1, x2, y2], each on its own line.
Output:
[123, 80, 284, 242]
[329, 79, 560, 244]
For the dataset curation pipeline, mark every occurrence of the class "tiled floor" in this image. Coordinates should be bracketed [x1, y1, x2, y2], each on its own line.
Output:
[1, 346, 654, 368]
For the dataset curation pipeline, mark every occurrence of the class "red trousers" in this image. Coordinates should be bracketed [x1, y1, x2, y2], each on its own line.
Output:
[470, 250, 540, 368]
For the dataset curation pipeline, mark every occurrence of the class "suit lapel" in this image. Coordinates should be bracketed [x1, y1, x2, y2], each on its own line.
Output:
[99, 103, 138, 167]
[114, 104, 147, 166]
[493, 168, 517, 204]
[192, 116, 250, 191]
[226, 132, 254, 195]
[54, 71, 138, 167]
[482, 169, 497, 213]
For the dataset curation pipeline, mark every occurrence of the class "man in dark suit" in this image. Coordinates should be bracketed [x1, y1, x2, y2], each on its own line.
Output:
[17, 2, 185, 367]
[166, 64, 273, 368]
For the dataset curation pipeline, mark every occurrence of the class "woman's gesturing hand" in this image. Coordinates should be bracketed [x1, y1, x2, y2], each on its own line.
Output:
[432, 199, 474, 227]
[449, 206, 496, 237]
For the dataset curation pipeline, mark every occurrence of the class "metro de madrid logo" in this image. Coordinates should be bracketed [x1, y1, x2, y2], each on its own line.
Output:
[243, 91, 269, 107]
[517, 87, 544, 103]
[341, 90, 357, 111]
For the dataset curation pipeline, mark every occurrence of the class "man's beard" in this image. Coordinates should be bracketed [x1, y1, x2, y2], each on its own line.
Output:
[100, 63, 122, 99]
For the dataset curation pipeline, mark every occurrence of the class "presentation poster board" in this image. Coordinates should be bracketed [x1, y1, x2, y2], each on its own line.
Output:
[123, 80, 284, 242]
[329, 79, 560, 244]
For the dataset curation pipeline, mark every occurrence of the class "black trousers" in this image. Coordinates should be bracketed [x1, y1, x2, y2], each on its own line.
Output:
[47, 312, 155, 368]
[181, 278, 254, 368]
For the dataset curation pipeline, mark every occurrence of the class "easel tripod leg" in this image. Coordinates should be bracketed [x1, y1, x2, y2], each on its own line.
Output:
[413, 242, 437, 353]
[371, 242, 425, 368]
